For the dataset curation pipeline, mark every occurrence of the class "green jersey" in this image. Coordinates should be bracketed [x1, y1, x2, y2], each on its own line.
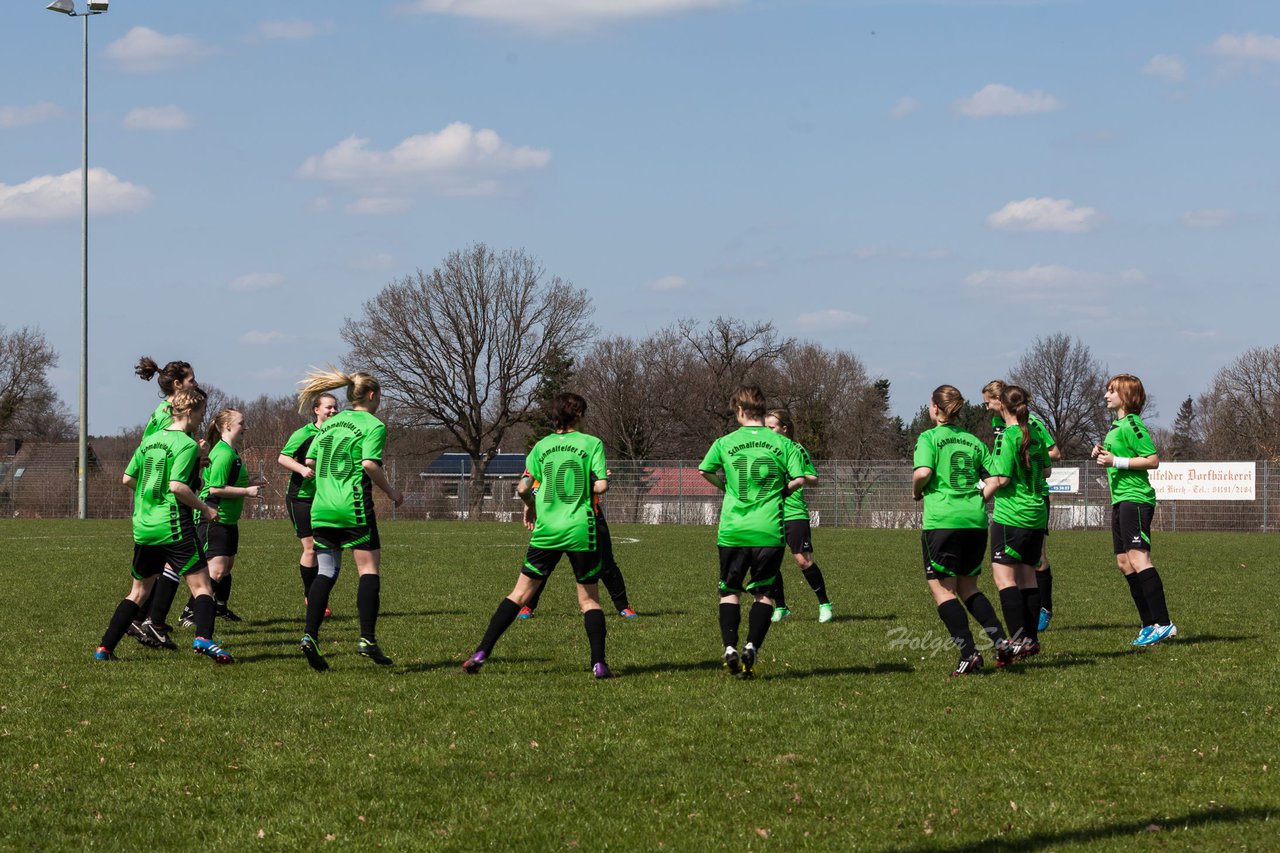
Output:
[913, 424, 990, 530]
[782, 442, 818, 522]
[124, 428, 200, 545]
[1103, 413, 1157, 505]
[143, 401, 172, 437]
[991, 414, 1055, 463]
[525, 430, 607, 551]
[201, 440, 249, 525]
[989, 426, 1049, 529]
[307, 409, 387, 529]
[699, 426, 804, 548]
[280, 423, 320, 500]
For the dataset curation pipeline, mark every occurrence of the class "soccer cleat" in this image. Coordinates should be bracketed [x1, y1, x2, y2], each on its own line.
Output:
[1038, 608, 1053, 632]
[1013, 639, 1040, 661]
[94, 646, 118, 661]
[722, 646, 741, 674]
[950, 652, 984, 677]
[517, 606, 535, 620]
[127, 619, 161, 649]
[141, 618, 177, 650]
[217, 607, 243, 623]
[592, 662, 615, 679]
[462, 650, 487, 674]
[192, 636, 234, 664]
[1131, 625, 1154, 646]
[994, 639, 1015, 668]
[358, 637, 394, 666]
[770, 606, 791, 623]
[179, 605, 196, 629]
[740, 643, 757, 678]
[1135, 623, 1178, 646]
[618, 607, 639, 619]
[818, 603, 834, 624]
[300, 634, 329, 671]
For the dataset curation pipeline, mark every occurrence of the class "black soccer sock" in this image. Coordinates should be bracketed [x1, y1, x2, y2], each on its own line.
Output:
[771, 571, 787, 610]
[305, 575, 337, 638]
[357, 574, 381, 641]
[745, 601, 773, 650]
[212, 574, 231, 610]
[524, 578, 546, 611]
[1037, 564, 1053, 612]
[998, 586, 1027, 643]
[601, 565, 630, 612]
[1125, 572, 1153, 626]
[100, 600, 141, 651]
[719, 602, 741, 649]
[1138, 567, 1170, 626]
[802, 564, 830, 606]
[148, 573, 181, 626]
[1020, 586, 1042, 644]
[583, 609, 607, 665]
[963, 592, 1006, 645]
[937, 599, 976, 658]
[192, 594, 216, 639]
[300, 564, 318, 598]
[182, 594, 195, 616]
[478, 597, 522, 655]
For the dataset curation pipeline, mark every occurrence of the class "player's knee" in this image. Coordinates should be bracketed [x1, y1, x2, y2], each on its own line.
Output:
[317, 549, 341, 580]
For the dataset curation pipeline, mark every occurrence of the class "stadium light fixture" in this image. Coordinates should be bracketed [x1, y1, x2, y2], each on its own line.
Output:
[46, 0, 108, 519]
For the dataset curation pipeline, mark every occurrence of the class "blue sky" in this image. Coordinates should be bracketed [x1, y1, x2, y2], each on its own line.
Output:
[2, 0, 1277, 436]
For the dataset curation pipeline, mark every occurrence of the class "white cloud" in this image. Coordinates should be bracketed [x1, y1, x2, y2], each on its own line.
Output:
[0, 168, 152, 222]
[105, 27, 215, 73]
[1181, 208, 1234, 228]
[255, 19, 334, 40]
[890, 96, 920, 119]
[0, 102, 63, 128]
[1143, 54, 1186, 82]
[405, 0, 736, 31]
[649, 275, 688, 292]
[239, 330, 292, 345]
[965, 265, 1144, 296]
[954, 83, 1063, 118]
[122, 106, 192, 131]
[1209, 32, 1280, 63]
[987, 197, 1101, 233]
[299, 122, 551, 198]
[229, 272, 284, 292]
[794, 309, 869, 331]
[346, 197, 414, 216]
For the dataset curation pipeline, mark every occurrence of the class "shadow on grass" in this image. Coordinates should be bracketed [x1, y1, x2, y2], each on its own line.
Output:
[1051, 622, 1133, 632]
[885, 805, 1274, 853]
[773, 661, 915, 678]
[620, 659, 729, 675]
[380, 609, 468, 619]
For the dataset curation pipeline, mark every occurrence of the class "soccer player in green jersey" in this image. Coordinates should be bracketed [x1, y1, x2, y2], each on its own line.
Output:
[982, 385, 1050, 663]
[297, 369, 404, 671]
[95, 386, 233, 664]
[179, 408, 267, 626]
[1091, 374, 1177, 646]
[983, 379, 1062, 631]
[763, 408, 831, 624]
[278, 393, 340, 610]
[135, 356, 197, 437]
[913, 385, 1009, 677]
[699, 386, 806, 678]
[464, 393, 615, 678]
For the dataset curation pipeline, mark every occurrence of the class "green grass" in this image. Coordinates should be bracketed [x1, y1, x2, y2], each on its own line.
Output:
[1, 520, 1276, 850]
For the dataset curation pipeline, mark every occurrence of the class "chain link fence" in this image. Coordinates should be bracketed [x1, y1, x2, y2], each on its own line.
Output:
[3, 448, 1275, 532]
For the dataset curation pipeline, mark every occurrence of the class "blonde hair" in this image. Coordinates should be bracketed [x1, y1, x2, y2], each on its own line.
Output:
[205, 408, 242, 449]
[931, 385, 965, 423]
[298, 367, 380, 414]
[981, 379, 1006, 399]
[169, 386, 207, 421]
[1107, 374, 1146, 415]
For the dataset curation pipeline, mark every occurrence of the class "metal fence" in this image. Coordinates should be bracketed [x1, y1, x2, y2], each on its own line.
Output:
[3, 450, 1275, 532]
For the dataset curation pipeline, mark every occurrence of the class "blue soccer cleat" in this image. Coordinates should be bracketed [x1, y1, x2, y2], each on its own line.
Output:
[192, 636, 234, 664]
[1038, 608, 1052, 632]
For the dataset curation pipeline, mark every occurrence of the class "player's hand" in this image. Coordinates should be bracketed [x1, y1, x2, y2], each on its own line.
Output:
[390, 488, 405, 507]
[246, 485, 262, 498]
[523, 505, 536, 530]
[200, 504, 217, 521]
[1090, 443, 1103, 460]
[302, 466, 315, 480]
[250, 473, 268, 487]
[1095, 450, 1114, 467]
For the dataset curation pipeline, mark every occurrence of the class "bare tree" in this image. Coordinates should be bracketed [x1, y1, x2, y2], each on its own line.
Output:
[577, 336, 665, 461]
[1197, 345, 1280, 460]
[1008, 333, 1110, 457]
[342, 244, 595, 519]
[772, 343, 900, 459]
[0, 325, 73, 441]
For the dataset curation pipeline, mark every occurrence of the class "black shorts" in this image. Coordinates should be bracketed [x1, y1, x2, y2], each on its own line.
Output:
[198, 522, 239, 558]
[990, 522, 1045, 567]
[784, 519, 813, 555]
[287, 496, 313, 539]
[522, 547, 602, 584]
[1112, 501, 1155, 554]
[921, 529, 986, 581]
[313, 523, 381, 552]
[719, 546, 785, 595]
[131, 537, 206, 580]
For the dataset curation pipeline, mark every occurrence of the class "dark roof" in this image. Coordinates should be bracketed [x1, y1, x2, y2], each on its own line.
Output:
[420, 453, 527, 477]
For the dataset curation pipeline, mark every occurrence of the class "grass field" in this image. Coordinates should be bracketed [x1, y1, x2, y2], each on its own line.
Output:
[1, 520, 1277, 851]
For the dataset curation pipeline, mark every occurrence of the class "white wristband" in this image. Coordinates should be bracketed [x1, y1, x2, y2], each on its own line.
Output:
[1113, 457, 1131, 469]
